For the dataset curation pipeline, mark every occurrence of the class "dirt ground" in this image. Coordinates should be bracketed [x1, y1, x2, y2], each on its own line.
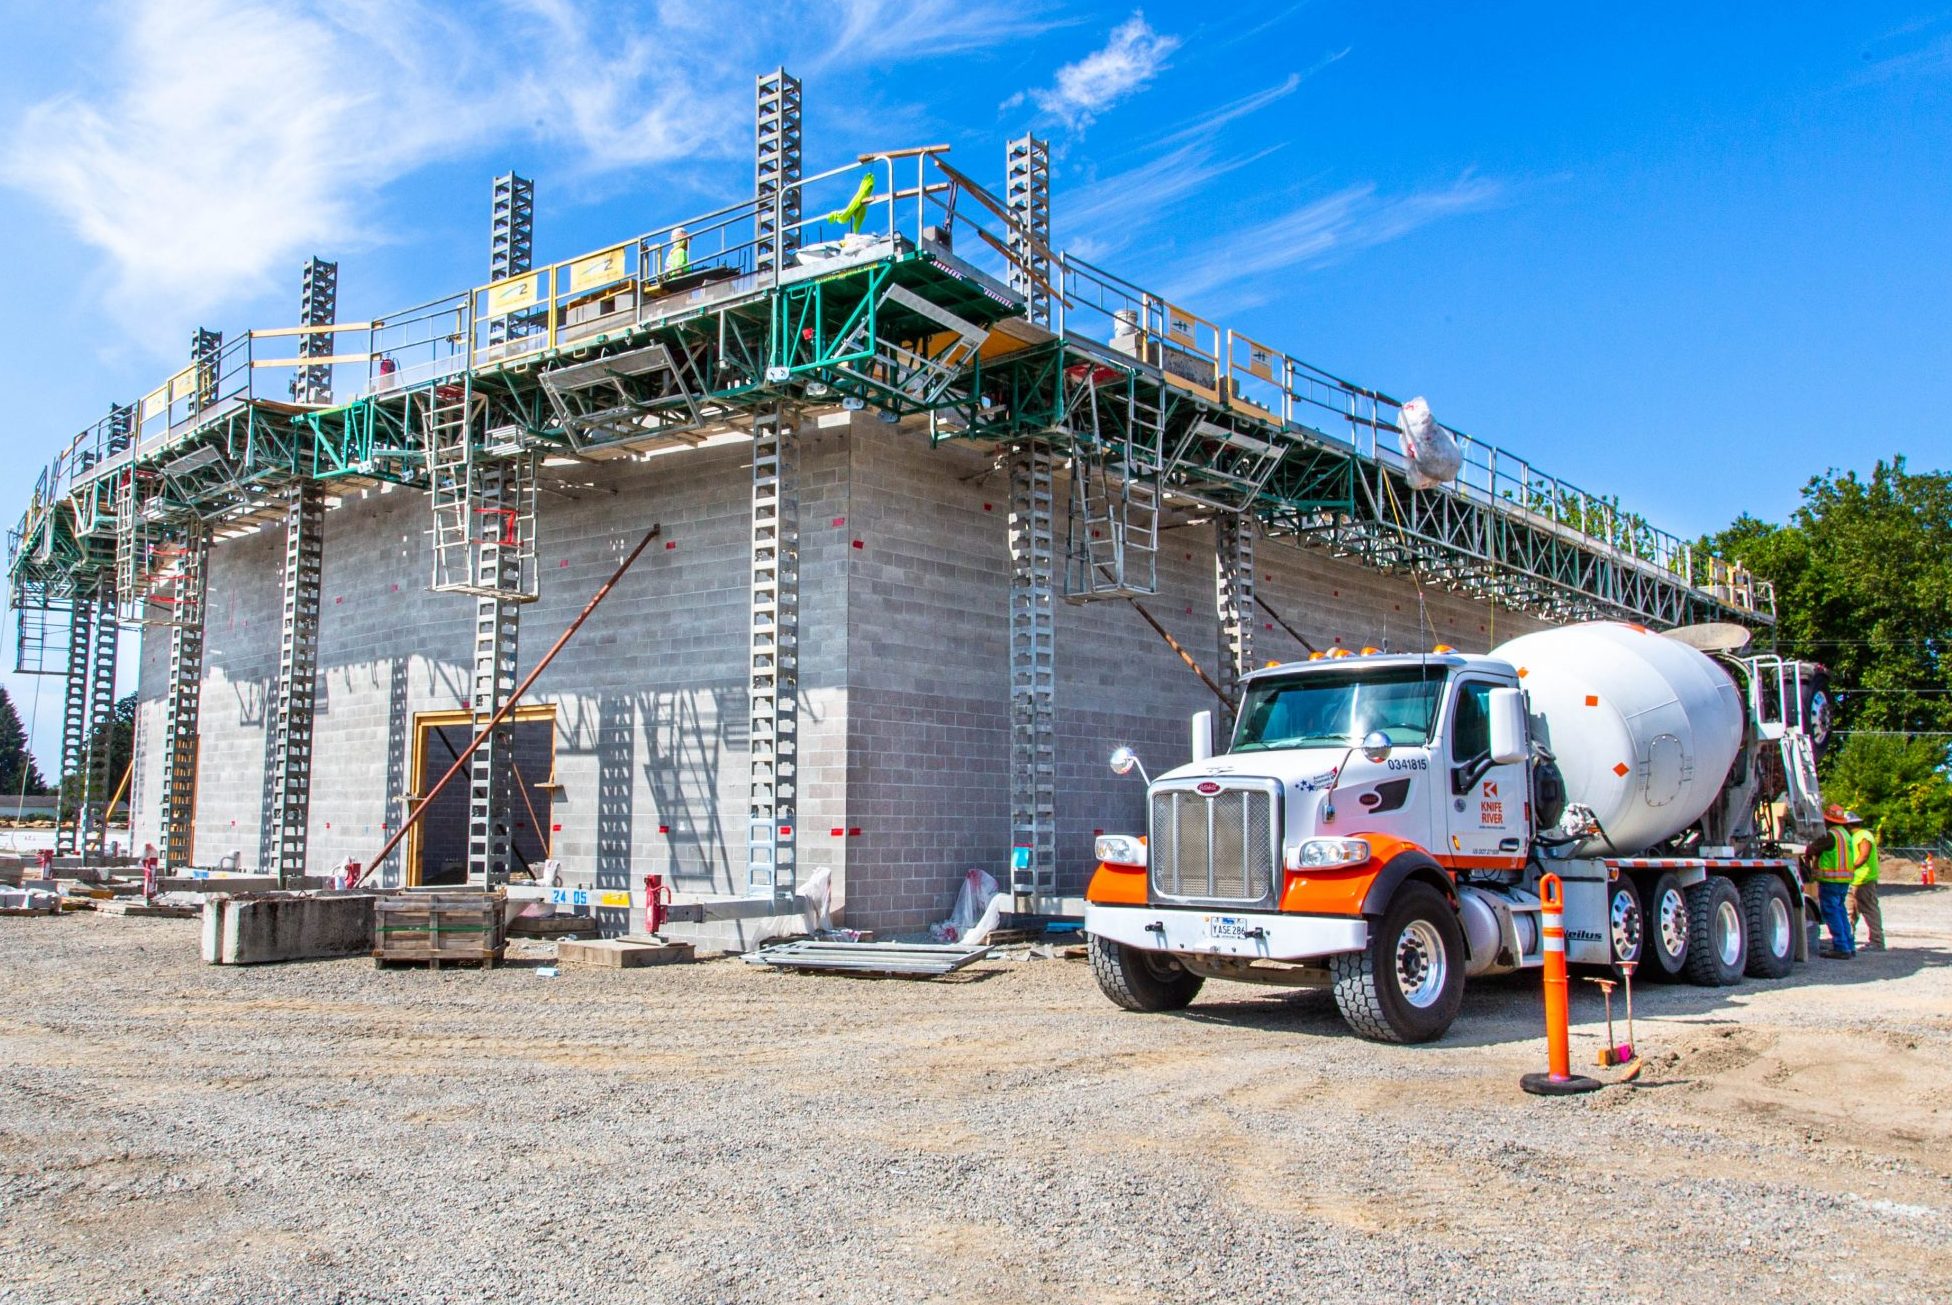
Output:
[2, 890, 1949, 1305]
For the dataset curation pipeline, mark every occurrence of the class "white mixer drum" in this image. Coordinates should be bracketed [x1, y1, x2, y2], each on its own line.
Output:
[1492, 622, 1743, 854]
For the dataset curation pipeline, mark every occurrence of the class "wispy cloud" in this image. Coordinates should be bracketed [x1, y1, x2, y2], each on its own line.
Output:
[1007, 12, 1180, 129]
[818, 0, 1068, 66]
[1, 0, 756, 346]
[1062, 141, 1283, 259]
[1164, 174, 1504, 305]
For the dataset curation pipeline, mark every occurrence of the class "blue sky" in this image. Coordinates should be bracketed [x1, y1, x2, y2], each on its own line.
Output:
[1, 1, 1947, 769]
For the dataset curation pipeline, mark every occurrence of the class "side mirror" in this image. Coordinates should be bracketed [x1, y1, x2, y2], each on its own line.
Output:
[1488, 687, 1529, 765]
[1110, 747, 1150, 785]
[1361, 730, 1392, 763]
[1190, 710, 1213, 763]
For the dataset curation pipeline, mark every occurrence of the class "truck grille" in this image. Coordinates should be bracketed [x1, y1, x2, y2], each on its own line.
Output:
[1149, 781, 1279, 905]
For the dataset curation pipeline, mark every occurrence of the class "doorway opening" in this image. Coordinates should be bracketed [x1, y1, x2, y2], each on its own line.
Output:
[408, 705, 557, 886]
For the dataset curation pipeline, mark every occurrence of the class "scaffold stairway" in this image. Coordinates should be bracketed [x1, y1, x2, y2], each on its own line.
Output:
[746, 407, 799, 898]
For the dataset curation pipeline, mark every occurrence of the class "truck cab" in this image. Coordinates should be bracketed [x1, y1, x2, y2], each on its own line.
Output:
[1084, 630, 1813, 1044]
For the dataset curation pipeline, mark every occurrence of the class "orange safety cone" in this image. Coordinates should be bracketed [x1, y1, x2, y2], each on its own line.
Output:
[1922, 855, 1938, 887]
[1522, 873, 1603, 1096]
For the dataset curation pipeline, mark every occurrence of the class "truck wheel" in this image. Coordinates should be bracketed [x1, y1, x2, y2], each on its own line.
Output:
[1088, 934, 1204, 1012]
[1331, 882, 1464, 1044]
[1607, 873, 1644, 967]
[1741, 875, 1796, 979]
[1642, 872, 1690, 982]
[1683, 875, 1745, 986]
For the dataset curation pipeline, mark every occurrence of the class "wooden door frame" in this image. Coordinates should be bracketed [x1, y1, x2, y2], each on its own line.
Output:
[405, 704, 558, 886]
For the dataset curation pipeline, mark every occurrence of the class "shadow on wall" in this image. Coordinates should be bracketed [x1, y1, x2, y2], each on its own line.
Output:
[641, 687, 736, 895]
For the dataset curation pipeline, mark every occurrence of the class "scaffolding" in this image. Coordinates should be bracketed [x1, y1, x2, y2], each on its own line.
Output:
[5, 66, 1779, 889]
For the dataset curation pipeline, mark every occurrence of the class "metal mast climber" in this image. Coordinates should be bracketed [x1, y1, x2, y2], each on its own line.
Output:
[488, 173, 534, 350]
[755, 68, 803, 277]
[294, 257, 338, 405]
[1005, 134, 1052, 328]
[1215, 514, 1256, 710]
[745, 406, 800, 900]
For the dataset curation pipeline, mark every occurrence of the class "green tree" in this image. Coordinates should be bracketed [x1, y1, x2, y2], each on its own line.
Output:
[1705, 456, 1950, 733]
[1821, 733, 1952, 847]
[57, 692, 135, 818]
[1705, 456, 1951, 841]
[0, 685, 48, 796]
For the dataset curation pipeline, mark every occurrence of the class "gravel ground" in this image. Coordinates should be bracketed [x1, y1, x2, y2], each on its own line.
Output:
[2, 890, 1950, 1304]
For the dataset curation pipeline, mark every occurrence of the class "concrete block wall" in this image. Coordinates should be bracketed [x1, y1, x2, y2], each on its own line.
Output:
[133, 409, 1556, 935]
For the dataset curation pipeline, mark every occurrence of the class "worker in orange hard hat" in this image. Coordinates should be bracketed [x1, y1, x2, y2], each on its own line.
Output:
[1806, 803, 1864, 958]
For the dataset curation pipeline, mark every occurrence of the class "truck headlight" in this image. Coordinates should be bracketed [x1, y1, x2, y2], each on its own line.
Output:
[1095, 835, 1147, 867]
[1288, 837, 1372, 870]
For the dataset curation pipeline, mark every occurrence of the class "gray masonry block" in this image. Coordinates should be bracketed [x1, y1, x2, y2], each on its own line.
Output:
[135, 414, 1556, 936]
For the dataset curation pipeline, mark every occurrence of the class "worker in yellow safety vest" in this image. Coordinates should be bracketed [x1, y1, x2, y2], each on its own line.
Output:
[1846, 818, 1883, 950]
[1807, 803, 1866, 958]
[826, 172, 876, 234]
[667, 226, 690, 278]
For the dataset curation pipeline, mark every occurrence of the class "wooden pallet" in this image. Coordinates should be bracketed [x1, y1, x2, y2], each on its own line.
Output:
[372, 888, 507, 969]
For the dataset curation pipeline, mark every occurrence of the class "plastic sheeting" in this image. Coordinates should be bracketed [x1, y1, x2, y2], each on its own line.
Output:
[1397, 396, 1462, 490]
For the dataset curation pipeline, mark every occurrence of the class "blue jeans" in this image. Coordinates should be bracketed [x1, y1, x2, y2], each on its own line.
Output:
[1819, 882, 1854, 954]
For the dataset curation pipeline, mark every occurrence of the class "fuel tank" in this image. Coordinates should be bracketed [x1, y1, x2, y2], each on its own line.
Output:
[1492, 622, 1743, 854]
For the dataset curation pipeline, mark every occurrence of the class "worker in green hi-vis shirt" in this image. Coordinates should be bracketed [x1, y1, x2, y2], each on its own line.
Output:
[1846, 816, 1884, 951]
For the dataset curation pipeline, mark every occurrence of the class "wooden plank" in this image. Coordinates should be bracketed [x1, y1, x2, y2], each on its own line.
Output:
[558, 939, 695, 969]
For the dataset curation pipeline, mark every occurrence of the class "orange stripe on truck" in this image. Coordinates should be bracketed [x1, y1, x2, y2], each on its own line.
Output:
[1085, 861, 1147, 905]
[1278, 834, 1435, 916]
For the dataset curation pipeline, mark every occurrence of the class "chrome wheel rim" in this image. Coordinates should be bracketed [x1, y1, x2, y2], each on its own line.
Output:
[1716, 899, 1743, 967]
[1395, 920, 1448, 1009]
[1657, 888, 1687, 959]
[1611, 886, 1642, 961]
[1767, 897, 1791, 958]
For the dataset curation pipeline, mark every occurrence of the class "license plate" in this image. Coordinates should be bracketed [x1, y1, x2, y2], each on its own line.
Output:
[1205, 915, 1251, 940]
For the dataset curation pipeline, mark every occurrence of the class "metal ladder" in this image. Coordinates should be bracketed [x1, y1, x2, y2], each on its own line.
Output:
[746, 408, 799, 899]
[76, 590, 118, 857]
[160, 528, 209, 868]
[1009, 440, 1057, 902]
[268, 484, 323, 884]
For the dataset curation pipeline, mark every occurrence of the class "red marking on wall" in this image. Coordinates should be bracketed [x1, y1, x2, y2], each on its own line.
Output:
[658, 824, 669, 834]
[552, 823, 562, 832]
[665, 541, 677, 549]
[851, 539, 863, 549]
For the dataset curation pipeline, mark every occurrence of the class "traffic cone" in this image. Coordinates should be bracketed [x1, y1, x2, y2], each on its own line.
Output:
[1522, 873, 1603, 1096]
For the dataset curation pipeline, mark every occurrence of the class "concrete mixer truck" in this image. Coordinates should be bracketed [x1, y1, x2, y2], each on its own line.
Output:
[1083, 620, 1834, 1042]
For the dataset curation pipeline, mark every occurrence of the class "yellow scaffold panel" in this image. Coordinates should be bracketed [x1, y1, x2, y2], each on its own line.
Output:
[568, 245, 630, 295]
[484, 272, 542, 319]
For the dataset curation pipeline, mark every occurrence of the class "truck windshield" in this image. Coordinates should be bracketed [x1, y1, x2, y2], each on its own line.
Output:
[1231, 666, 1446, 752]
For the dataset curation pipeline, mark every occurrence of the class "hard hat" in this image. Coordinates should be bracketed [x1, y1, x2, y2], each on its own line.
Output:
[1822, 803, 1862, 825]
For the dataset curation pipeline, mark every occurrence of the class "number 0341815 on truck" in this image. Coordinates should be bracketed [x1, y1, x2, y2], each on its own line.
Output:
[1084, 620, 1832, 1043]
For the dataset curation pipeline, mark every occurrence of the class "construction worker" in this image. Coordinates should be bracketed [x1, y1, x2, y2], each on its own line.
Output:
[1808, 803, 1862, 958]
[667, 226, 690, 278]
[826, 172, 876, 234]
[1847, 816, 1884, 951]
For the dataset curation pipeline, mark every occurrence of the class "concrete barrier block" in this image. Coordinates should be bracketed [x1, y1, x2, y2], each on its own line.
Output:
[204, 892, 377, 965]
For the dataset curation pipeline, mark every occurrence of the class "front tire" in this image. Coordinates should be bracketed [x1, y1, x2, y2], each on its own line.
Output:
[1741, 875, 1796, 979]
[1331, 882, 1465, 1043]
[1683, 875, 1746, 986]
[1643, 872, 1691, 982]
[1088, 934, 1204, 1012]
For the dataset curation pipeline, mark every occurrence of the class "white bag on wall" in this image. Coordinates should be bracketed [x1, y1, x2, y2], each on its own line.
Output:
[1397, 396, 1462, 490]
